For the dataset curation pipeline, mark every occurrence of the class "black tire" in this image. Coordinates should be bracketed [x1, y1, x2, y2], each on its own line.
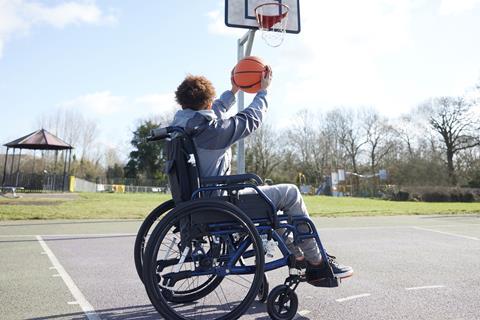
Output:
[160, 235, 226, 303]
[267, 285, 299, 320]
[134, 199, 175, 282]
[257, 274, 269, 303]
[135, 199, 223, 303]
[143, 199, 265, 320]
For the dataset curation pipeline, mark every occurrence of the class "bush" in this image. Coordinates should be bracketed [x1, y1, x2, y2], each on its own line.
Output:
[421, 190, 475, 202]
[421, 191, 450, 202]
[382, 186, 478, 202]
[393, 191, 410, 201]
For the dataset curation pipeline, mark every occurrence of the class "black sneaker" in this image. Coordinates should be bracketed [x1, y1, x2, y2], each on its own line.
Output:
[327, 254, 353, 279]
[293, 258, 307, 270]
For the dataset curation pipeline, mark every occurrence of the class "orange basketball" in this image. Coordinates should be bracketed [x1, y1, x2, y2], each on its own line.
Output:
[232, 56, 267, 94]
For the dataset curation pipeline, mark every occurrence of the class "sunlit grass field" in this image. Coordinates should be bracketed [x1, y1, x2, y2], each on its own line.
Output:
[1, 193, 479, 220]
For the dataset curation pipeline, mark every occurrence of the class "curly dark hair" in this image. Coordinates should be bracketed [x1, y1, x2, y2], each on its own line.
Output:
[175, 75, 216, 110]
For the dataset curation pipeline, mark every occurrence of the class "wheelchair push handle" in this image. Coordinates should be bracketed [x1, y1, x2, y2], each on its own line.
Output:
[147, 126, 187, 142]
[147, 127, 170, 141]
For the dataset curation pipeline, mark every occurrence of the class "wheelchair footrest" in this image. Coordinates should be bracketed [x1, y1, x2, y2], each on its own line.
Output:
[308, 277, 339, 288]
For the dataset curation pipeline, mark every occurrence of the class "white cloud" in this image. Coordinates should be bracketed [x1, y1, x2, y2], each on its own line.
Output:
[272, 0, 416, 117]
[135, 93, 178, 113]
[0, 0, 117, 58]
[439, 0, 480, 15]
[61, 91, 126, 115]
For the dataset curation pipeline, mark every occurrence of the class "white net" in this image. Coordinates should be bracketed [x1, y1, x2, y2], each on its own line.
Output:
[255, 3, 289, 47]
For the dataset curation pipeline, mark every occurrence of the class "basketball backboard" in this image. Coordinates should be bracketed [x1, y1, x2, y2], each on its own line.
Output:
[225, 0, 301, 34]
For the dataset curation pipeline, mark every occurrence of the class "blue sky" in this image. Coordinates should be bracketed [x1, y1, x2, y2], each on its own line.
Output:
[1, 0, 480, 161]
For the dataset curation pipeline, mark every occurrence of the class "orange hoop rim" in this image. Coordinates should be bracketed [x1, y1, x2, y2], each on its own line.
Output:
[254, 2, 290, 30]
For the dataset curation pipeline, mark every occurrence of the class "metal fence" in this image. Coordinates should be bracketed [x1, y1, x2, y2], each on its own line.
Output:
[1, 172, 68, 192]
[72, 177, 169, 193]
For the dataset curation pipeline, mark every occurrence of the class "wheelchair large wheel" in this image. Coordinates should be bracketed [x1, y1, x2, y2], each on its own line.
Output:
[134, 199, 175, 282]
[143, 199, 265, 320]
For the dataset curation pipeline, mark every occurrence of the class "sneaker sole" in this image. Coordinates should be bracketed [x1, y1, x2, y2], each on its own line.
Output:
[334, 270, 354, 279]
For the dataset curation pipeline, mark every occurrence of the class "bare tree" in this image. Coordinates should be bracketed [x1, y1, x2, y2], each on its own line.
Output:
[245, 124, 282, 179]
[421, 96, 480, 184]
[286, 110, 328, 184]
[326, 108, 367, 175]
[363, 109, 395, 175]
[36, 108, 99, 161]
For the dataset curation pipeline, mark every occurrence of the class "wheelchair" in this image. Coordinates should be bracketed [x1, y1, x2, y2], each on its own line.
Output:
[135, 126, 340, 320]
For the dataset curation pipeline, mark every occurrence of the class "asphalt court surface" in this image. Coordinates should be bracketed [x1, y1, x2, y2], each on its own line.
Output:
[1, 215, 479, 320]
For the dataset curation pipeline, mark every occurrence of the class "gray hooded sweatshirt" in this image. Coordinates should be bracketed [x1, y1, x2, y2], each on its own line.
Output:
[169, 90, 268, 178]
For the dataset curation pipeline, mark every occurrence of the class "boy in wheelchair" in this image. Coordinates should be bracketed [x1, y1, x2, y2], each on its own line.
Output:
[167, 68, 353, 285]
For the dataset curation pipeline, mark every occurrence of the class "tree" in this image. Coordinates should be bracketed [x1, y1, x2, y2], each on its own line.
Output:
[326, 108, 367, 186]
[245, 124, 281, 179]
[286, 110, 327, 184]
[421, 97, 480, 184]
[363, 109, 395, 175]
[37, 108, 99, 161]
[124, 120, 167, 184]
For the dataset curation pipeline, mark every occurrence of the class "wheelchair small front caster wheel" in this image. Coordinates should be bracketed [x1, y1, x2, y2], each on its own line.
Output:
[257, 274, 269, 303]
[267, 284, 298, 320]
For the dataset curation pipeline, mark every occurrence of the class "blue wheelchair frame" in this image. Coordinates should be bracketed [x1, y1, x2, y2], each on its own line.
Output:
[190, 184, 332, 278]
[143, 125, 340, 320]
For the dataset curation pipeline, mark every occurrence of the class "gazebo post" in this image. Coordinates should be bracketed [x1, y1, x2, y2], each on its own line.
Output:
[1, 147, 9, 187]
[53, 150, 58, 190]
[32, 150, 36, 173]
[62, 150, 68, 192]
[67, 149, 72, 180]
[9, 148, 16, 186]
[15, 149, 22, 187]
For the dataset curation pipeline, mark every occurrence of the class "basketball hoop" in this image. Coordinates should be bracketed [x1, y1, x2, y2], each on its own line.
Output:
[255, 2, 289, 47]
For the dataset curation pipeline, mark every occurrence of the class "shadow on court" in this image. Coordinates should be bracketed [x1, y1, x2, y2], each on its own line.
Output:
[24, 302, 311, 320]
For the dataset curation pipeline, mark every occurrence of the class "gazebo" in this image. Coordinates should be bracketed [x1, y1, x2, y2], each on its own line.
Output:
[1, 129, 73, 192]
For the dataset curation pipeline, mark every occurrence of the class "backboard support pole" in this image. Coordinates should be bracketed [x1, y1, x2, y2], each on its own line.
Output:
[236, 29, 256, 174]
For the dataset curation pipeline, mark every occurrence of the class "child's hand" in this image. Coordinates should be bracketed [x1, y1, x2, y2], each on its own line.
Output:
[230, 67, 239, 94]
[261, 65, 272, 90]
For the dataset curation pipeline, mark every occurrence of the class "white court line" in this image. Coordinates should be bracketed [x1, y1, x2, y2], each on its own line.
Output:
[0, 233, 135, 238]
[413, 226, 479, 241]
[1, 223, 478, 238]
[406, 285, 445, 291]
[36, 235, 100, 320]
[336, 293, 371, 302]
[294, 309, 311, 319]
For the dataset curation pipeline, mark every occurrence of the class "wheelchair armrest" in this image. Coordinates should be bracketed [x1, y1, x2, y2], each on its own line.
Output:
[201, 173, 263, 186]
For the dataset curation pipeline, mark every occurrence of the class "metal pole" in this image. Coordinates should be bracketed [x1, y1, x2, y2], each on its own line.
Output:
[67, 149, 72, 191]
[9, 148, 16, 186]
[15, 149, 22, 187]
[32, 150, 36, 173]
[1, 147, 9, 187]
[62, 150, 68, 192]
[53, 150, 58, 191]
[236, 30, 256, 174]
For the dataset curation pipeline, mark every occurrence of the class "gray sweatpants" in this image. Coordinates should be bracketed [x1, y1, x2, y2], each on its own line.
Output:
[242, 183, 322, 264]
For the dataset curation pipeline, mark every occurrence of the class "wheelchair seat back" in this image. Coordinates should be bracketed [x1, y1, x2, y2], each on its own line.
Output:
[155, 126, 276, 226]
[165, 131, 201, 204]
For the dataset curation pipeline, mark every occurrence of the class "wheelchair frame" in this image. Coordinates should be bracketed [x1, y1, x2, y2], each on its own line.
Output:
[136, 126, 340, 320]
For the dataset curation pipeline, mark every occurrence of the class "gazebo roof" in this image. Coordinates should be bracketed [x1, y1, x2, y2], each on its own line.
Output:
[4, 129, 73, 150]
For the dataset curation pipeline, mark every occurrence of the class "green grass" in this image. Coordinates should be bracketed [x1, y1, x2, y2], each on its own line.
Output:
[0, 193, 171, 220]
[304, 196, 480, 216]
[1, 193, 479, 220]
